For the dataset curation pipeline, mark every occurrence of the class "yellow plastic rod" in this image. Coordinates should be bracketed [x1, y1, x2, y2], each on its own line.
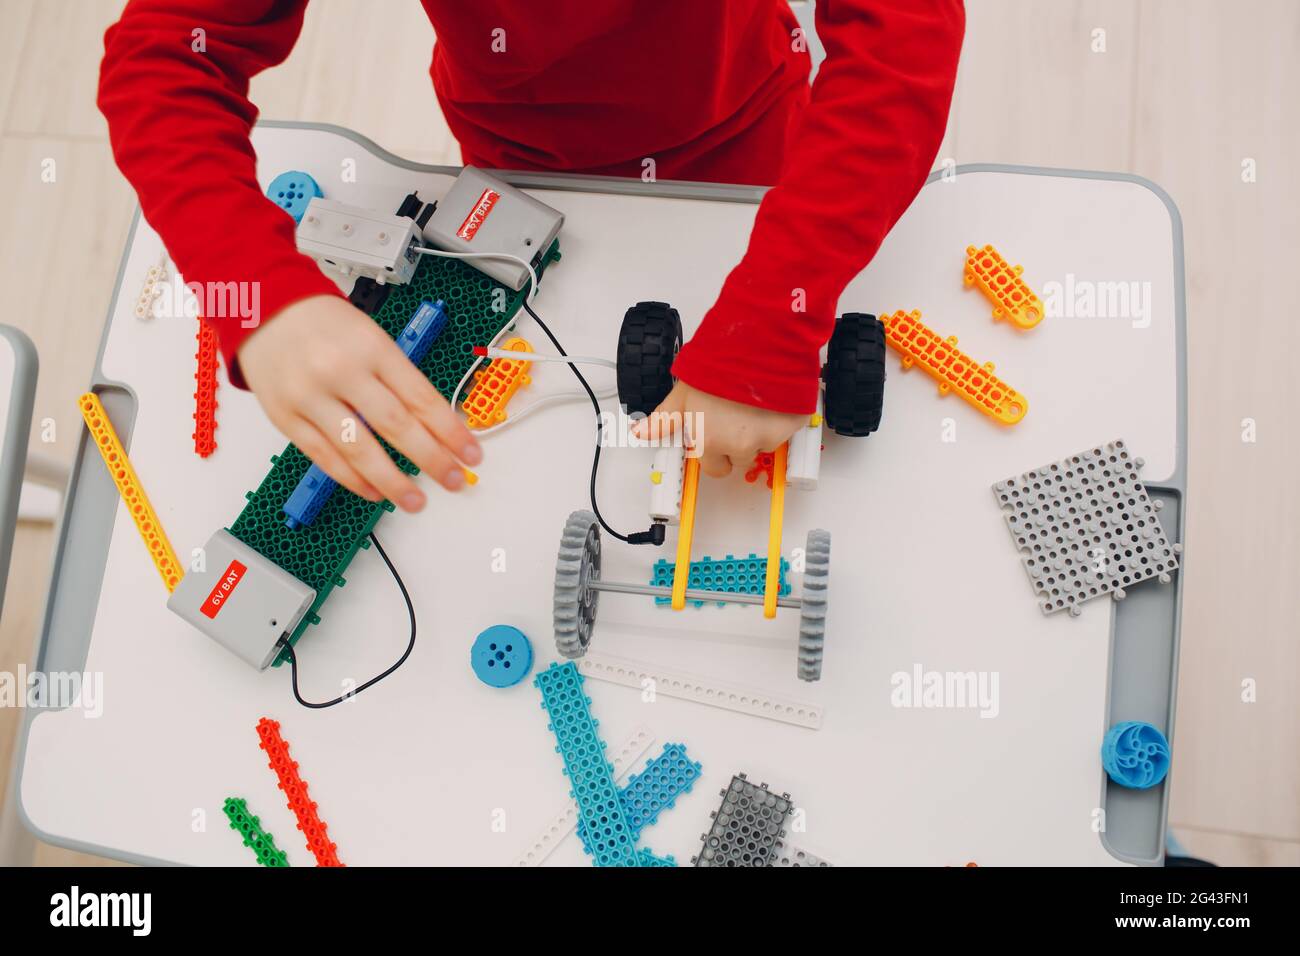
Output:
[79, 392, 183, 593]
[671, 455, 702, 610]
[763, 442, 789, 619]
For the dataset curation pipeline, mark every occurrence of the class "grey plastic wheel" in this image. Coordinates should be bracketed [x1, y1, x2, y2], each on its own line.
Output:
[797, 529, 830, 681]
[554, 510, 601, 659]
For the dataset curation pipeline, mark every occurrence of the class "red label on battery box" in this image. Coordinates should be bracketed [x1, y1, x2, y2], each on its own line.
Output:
[456, 188, 501, 241]
[201, 559, 247, 619]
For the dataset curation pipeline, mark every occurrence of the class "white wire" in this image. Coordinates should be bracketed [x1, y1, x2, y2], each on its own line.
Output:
[472, 384, 619, 438]
[479, 348, 616, 370]
[411, 246, 540, 304]
[411, 245, 618, 437]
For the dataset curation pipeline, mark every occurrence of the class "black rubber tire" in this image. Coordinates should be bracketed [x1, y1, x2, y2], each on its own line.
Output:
[822, 312, 886, 437]
[616, 301, 683, 416]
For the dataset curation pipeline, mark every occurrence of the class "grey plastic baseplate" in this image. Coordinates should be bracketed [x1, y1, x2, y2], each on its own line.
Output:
[692, 773, 793, 867]
[993, 439, 1182, 617]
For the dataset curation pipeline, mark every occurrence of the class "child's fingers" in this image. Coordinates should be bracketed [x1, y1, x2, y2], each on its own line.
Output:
[289, 417, 383, 503]
[633, 385, 688, 443]
[376, 356, 482, 466]
[699, 449, 733, 478]
[307, 397, 426, 512]
[353, 378, 466, 492]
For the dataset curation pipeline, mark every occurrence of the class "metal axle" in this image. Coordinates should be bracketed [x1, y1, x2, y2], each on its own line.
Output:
[588, 579, 802, 609]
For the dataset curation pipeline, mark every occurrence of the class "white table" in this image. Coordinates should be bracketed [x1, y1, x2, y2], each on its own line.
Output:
[15, 123, 1186, 866]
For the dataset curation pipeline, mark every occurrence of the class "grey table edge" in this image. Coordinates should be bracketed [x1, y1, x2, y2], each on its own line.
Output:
[13, 120, 1189, 867]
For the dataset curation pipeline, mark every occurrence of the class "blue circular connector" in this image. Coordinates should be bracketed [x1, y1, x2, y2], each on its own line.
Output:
[471, 625, 533, 688]
[266, 171, 322, 223]
[1101, 721, 1170, 789]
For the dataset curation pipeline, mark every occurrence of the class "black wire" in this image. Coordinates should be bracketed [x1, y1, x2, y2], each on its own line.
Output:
[522, 299, 634, 543]
[279, 532, 417, 709]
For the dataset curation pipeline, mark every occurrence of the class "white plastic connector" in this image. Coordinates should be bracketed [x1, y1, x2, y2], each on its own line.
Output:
[296, 197, 421, 286]
[786, 395, 824, 491]
[648, 444, 686, 524]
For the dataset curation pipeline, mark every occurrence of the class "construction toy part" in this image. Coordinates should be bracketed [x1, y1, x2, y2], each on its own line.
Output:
[577, 742, 701, 851]
[282, 464, 337, 531]
[462, 336, 533, 429]
[993, 439, 1182, 616]
[578, 654, 824, 729]
[515, 726, 655, 867]
[637, 849, 678, 867]
[229, 241, 559, 656]
[462, 468, 479, 486]
[1101, 721, 1170, 789]
[533, 662, 641, 867]
[78, 392, 183, 593]
[670, 456, 702, 610]
[693, 773, 793, 867]
[134, 254, 168, 320]
[764, 442, 789, 618]
[471, 624, 533, 688]
[772, 838, 833, 868]
[267, 170, 323, 223]
[881, 309, 1028, 425]
[745, 451, 776, 488]
[223, 797, 290, 867]
[256, 718, 344, 867]
[193, 318, 219, 457]
[964, 244, 1044, 329]
[651, 554, 791, 608]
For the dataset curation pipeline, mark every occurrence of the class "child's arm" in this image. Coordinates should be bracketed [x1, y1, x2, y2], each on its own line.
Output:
[98, 0, 478, 510]
[664, 0, 965, 477]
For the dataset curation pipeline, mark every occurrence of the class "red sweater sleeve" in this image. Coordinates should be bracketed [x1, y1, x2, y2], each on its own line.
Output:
[98, 0, 343, 388]
[672, 0, 964, 414]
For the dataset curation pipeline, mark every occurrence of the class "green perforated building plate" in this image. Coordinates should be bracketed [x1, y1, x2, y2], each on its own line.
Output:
[228, 241, 560, 659]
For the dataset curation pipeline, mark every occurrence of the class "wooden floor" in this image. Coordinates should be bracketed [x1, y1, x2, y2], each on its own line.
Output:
[0, 0, 1296, 867]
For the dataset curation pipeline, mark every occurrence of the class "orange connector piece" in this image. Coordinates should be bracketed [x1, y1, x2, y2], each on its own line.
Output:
[964, 244, 1044, 330]
[78, 392, 184, 592]
[256, 718, 344, 867]
[881, 310, 1028, 426]
[193, 318, 219, 457]
[462, 336, 532, 429]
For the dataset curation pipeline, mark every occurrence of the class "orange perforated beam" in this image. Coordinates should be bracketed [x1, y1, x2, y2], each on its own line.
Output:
[880, 310, 1028, 426]
[78, 392, 184, 592]
[462, 336, 533, 429]
[256, 718, 344, 867]
[964, 244, 1044, 330]
[193, 318, 219, 457]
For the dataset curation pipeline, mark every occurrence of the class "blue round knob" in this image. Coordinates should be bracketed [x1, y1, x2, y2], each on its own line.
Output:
[471, 625, 532, 688]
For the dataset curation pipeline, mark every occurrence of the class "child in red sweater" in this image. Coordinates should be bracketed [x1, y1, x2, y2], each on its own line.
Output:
[98, 0, 962, 511]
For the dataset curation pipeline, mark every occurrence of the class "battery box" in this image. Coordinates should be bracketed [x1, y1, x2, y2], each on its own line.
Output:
[422, 166, 565, 291]
[167, 530, 316, 670]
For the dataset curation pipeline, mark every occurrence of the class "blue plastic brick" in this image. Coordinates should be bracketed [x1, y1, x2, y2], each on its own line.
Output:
[1101, 721, 1170, 789]
[637, 849, 678, 867]
[282, 464, 337, 531]
[282, 301, 449, 530]
[471, 624, 532, 688]
[651, 553, 791, 608]
[533, 662, 641, 867]
[266, 170, 322, 222]
[577, 742, 701, 850]
[398, 299, 450, 364]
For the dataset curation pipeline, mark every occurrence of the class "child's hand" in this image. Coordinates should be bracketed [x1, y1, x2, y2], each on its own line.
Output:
[238, 295, 482, 512]
[632, 381, 805, 478]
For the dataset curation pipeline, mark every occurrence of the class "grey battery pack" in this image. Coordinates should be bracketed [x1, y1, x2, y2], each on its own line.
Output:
[421, 166, 565, 291]
[167, 530, 316, 670]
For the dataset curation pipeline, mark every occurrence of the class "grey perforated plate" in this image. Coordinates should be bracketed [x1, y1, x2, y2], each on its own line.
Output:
[692, 773, 793, 867]
[993, 439, 1182, 617]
